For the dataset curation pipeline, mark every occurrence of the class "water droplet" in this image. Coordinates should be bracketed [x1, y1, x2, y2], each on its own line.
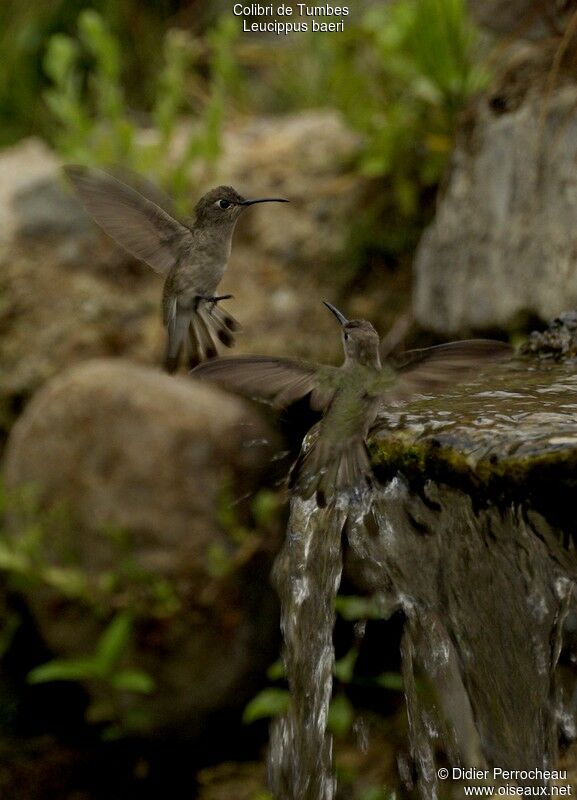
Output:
[270, 449, 292, 462]
[243, 438, 270, 448]
[354, 620, 366, 640]
[353, 716, 369, 754]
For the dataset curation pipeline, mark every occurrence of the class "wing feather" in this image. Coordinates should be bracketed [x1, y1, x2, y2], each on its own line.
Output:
[64, 165, 191, 275]
[386, 339, 511, 400]
[191, 356, 338, 410]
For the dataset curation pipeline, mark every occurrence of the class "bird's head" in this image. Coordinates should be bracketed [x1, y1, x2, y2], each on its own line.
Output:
[323, 301, 381, 369]
[195, 186, 288, 227]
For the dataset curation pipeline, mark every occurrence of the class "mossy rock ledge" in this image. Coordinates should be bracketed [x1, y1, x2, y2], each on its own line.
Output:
[349, 354, 577, 791]
[367, 355, 577, 530]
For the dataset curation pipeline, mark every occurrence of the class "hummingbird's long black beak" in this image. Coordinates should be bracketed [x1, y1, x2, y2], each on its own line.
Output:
[323, 301, 349, 326]
[240, 197, 289, 206]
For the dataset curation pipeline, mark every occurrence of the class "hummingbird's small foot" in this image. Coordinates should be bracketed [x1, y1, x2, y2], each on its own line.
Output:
[201, 295, 241, 336]
[201, 294, 233, 310]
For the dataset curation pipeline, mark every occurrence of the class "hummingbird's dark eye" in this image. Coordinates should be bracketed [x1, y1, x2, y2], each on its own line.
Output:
[344, 332, 349, 341]
[217, 199, 232, 209]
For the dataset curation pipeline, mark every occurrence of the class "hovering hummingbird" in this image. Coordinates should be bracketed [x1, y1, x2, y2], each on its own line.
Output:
[191, 301, 510, 506]
[64, 165, 289, 372]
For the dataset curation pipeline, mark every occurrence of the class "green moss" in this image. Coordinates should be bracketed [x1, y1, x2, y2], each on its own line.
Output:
[370, 428, 577, 485]
[369, 428, 577, 531]
[369, 433, 476, 486]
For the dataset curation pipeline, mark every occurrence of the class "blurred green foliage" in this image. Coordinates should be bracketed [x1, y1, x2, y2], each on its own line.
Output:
[0, 481, 181, 619]
[1, 0, 486, 257]
[207, 479, 281, 578]
[262, 0, 487, 256]
[0, 481, 163, 737]
[28, 610, 155, 737]
[44, 9, 239, 209]
[0, 0, 180, 147]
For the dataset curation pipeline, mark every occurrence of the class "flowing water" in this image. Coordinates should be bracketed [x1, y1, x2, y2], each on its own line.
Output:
[268, 357, 577, 799]
[267, 496, 347, 800]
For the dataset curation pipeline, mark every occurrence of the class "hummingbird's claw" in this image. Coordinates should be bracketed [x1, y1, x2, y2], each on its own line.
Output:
[198, 294, 234, 312]
[201, 293, 233, 306]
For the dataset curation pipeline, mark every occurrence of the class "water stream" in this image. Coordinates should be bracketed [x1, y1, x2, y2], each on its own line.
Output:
[267, 497, 347, 800]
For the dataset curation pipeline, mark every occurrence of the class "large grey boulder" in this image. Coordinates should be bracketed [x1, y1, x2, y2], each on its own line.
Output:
[2, 359, 281, 734]
[413, 85, 577, 334]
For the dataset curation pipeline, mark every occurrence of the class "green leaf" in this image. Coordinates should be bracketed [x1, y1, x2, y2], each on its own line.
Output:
[44, 34, 78, 83]
[334, 595, 386, 621]
[360, 788, 393, 800]
[327, 694, 354, 737]
[266, 659, 286, 681]
[41, 566, 88, 598]
[334, 648, 358, 684]
[205, 542, 233, 578]
[376, 671, 404, 691]
[0, 543, 30, 574]
[110, 669, 155, 694]
[95, 611, 133, 673]
[28, 658, 98, 684]
[243, 688, 290, 723]
[251, 490, 278, 528]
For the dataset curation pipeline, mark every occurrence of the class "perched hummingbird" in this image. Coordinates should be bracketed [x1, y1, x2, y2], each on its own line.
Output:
[192, 301, 510, 506]
[64, 165, 288, 372]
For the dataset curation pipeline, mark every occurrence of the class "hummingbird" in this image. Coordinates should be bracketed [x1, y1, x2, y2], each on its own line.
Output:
[191, 301, 510, 506]
[64, 165, 288, 372]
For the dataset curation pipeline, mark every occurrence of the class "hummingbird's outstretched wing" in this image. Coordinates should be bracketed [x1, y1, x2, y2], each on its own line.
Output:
[64, 165, 191, 275]
[384, 339, 511, 401]
[191, 356, 339, 410]
[105, 165, 181, 220]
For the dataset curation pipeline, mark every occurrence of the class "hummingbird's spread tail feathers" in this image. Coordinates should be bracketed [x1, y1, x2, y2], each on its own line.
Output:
[164, 309, 215, 373]
[191, 309, 218, 362]
[289, 428, 373, 508]
[64, 165, 191, 276]
[164, 308, 191, 373]
[205, 303, 240, 347]
[164, 301, 239, 373]
[187, 323, 201, 371]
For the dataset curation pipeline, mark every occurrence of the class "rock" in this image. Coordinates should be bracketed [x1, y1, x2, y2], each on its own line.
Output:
[0, 139, 160, 432]
[467, 0, 574, 37]
[413, 85, 577, 334]
[0, 112, 371, 432]
[217, 111, 364, 270]
[522, 310, 577, 358]
[212, 112, 376, 363]
[2, 359, 282, 734]
[0, 139, 67, 253]
[369, 354, 577, 496]
[355, 355, 577, 787]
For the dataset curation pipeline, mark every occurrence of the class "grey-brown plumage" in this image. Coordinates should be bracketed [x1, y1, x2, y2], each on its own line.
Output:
[192, 301, 511, 506]
[64, 165, 288, 372]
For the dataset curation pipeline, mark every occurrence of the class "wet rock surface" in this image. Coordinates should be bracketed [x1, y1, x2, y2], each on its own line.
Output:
[522, 310, 577, 359]
[348, 356, 577, 795]
[413, 85, 577, 334]
[2, 359, 282, 733]
[370, 356, 577, 510]
[348, 481, 574, 795]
